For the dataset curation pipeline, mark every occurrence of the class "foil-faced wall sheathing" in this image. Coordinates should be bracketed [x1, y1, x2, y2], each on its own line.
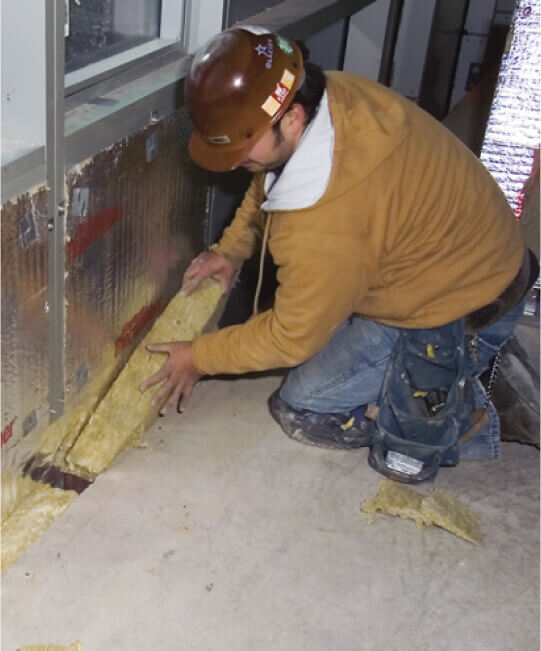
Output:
[1, 107, 210, 479]
[1, 188, 51, 471]
[480, 0, 540, 246]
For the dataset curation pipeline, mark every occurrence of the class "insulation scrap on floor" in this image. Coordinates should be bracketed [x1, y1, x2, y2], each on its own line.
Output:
[1, 476, 77, 574]
[362, 479, 431, 528]
[362, 479, 482, 545]
[420, 489, 482, 545]
[17, 643, 82, 651]
[65, 279, 223, 478]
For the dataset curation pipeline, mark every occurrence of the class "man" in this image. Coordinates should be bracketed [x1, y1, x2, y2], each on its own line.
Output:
[141, 27, 535, 482]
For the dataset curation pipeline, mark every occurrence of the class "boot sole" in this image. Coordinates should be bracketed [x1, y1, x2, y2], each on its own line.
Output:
[270, 405, 370, 450]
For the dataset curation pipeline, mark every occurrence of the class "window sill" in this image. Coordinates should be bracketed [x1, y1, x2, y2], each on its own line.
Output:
[65, 39, 186, 110]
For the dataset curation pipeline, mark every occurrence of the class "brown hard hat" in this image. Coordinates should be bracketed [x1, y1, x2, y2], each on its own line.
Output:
[186, 26, 304, 172]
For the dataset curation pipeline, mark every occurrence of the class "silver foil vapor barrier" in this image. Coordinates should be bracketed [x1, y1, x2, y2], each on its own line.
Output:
[480, 0, 540, 217]
[1, 106, 210, 474]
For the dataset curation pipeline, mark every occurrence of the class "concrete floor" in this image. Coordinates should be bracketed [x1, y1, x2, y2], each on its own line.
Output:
[2, 374, 539, 651]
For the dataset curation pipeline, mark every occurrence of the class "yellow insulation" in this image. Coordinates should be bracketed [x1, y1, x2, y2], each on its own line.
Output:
[1, 478, 77, 573]
[37, 347, 120, 467]
[1, 280, 223, 574]
[65, 279, 223, 477]
[362, 479, 482, 544]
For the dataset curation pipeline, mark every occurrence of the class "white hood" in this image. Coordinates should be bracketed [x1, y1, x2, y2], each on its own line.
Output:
[261, 89, 334, 212]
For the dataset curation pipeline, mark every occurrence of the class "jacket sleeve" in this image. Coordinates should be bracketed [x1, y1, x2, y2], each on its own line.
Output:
[192, 229, 378, 375]
[212, 174, 265, 268]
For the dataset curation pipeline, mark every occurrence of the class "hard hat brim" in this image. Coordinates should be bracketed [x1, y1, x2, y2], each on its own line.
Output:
[189, 130, 252, 172]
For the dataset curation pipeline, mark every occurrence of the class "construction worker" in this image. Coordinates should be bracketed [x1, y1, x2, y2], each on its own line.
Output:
[141, 27, 537, 482]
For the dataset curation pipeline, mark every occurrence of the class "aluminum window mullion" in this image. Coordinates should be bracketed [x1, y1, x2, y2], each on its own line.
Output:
[160, 0, 187, 41]
[46, 0, 66, 423]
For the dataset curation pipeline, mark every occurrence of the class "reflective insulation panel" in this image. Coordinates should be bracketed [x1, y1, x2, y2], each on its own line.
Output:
[480, 0, 540, 217]
[1, 187, 51, 470]
[63, 108, 209, 421]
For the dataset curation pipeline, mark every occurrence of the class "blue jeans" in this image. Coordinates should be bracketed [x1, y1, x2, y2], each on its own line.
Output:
[280, 301, 526, 460]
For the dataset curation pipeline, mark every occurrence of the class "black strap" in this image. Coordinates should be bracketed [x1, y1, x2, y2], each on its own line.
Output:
[465, 248, 539, 332]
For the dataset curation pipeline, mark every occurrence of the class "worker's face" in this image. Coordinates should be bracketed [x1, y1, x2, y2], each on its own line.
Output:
[239, 104, 305, 173]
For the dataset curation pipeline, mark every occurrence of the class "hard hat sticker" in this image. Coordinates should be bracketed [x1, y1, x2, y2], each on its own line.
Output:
[255, 37, 274, 69]
[280, 68, 295, 90]
[272, 82, 290, 104]
[261, 95, 281, 117]
[207, 134, 231, 144]
[276, 35, 293, 55]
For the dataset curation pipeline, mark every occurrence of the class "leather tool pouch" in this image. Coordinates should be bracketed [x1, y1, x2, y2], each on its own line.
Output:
[368, 320, 475, 484]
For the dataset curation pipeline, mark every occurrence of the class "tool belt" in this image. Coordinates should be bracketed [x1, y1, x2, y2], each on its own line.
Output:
[368, 319, 474, 483]
[368, 247, 539, 484]
[465, 247, 539, 332]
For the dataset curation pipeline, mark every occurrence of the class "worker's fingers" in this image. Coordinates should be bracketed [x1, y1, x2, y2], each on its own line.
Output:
[146, 343, 172, 354]
[179, 383, 194, 412]
[181, 252, 220, 295]
[140, 367, 168, 393]
[180, 276, 202, 297]
[191, 253, 206, 266]
[151, 379, 175, 409]
[182, 262, 199, 284]
[164, 384, 183, 414]
[184, 254, 206, 277]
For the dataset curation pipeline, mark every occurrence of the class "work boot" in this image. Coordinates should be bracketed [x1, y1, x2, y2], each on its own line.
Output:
[268, 390, 371, 449]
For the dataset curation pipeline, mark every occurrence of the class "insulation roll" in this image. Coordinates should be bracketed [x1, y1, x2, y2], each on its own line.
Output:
[65, 279, 223, 477]
[1, 279, 223, 574]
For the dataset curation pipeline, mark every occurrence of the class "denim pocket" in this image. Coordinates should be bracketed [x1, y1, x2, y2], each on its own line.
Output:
[459, 376, 500, 460]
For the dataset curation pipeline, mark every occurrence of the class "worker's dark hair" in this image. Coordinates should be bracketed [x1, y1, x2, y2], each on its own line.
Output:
[273, 40, 325, 141]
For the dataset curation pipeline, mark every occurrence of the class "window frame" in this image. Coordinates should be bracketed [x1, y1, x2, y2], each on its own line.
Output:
[64, 0, 188, 107]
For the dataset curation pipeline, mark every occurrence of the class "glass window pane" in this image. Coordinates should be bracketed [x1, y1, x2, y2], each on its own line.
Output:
[65, 0, 162, 73]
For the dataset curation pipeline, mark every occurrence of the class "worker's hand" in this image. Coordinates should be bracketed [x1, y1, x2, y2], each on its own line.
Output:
[181, 251, 236, 296]
[140, 341, 201, 415]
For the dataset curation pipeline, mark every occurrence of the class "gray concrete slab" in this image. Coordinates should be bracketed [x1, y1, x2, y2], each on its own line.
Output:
[2, 375, 539, 651]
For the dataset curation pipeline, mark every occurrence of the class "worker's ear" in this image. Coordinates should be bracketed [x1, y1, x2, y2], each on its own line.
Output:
[281, 103, 306, 138]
